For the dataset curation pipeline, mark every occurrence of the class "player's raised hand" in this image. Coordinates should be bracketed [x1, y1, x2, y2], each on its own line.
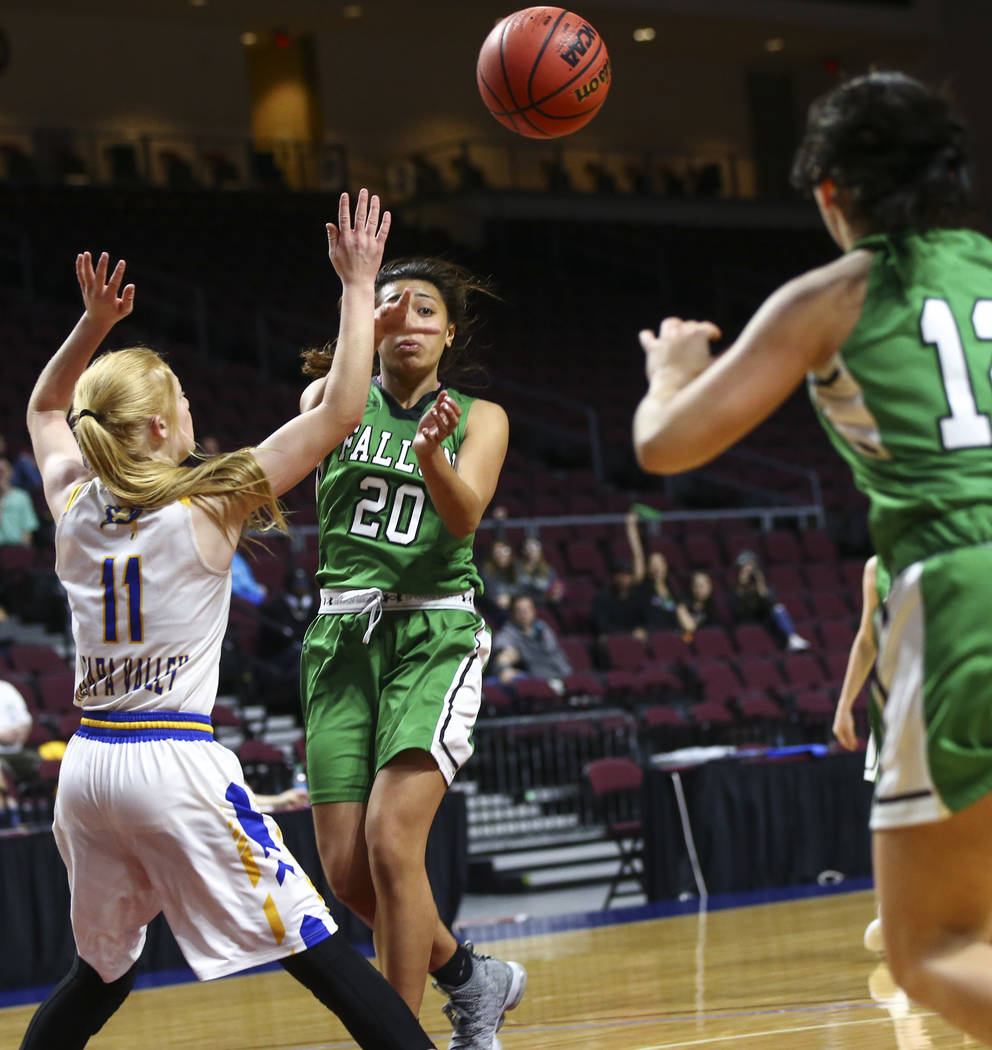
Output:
[639, 317, 721, 389]
[414, 390, 461, 455]
[76, 251, 135, 327]
[326, 188, 391, 285]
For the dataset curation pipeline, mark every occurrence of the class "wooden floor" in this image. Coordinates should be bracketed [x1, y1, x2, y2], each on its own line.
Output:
[0, 889, 976, 1049]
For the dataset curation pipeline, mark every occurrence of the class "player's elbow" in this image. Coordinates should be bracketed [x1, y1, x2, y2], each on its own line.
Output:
[634, 439, 685, 476]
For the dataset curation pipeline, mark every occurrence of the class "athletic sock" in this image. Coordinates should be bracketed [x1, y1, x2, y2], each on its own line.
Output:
[430, 943, 474, 989]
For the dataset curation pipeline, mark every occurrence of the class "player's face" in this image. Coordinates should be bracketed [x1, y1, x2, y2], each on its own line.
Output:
[377, 279, 454, 375]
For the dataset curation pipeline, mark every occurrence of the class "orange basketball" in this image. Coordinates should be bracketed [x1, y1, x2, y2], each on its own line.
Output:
[476, 7, 611, 139]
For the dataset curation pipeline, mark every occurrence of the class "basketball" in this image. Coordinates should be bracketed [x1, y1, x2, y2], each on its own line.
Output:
[476, 7, 611, 139]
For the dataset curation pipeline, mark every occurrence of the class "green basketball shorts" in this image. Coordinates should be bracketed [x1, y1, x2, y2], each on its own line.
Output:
[300, 607, 491, 803]
[872, 543, 992, 829]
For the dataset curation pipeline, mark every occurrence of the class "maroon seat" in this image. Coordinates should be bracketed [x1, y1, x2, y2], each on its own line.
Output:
[820, 621, 856, 653]
[761, 529, 802, 565]
[737, 656, 786, 693]
[691, 625, 735, 663]
[583, 757, 646, 908]
[602, 633, 651, 672]
[733, 623, 779, 656]
[697, 662, 741, 704]
[8, 643, 67, 674]
[560, 637, 594, 674]
[800, 529, 839, 562]
[36, 670, 77, 713]
[783, 653, 828, 690]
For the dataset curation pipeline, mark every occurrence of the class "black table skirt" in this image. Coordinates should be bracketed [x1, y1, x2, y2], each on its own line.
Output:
[0, 791, 466, 991]
[643, 751, 874, 900]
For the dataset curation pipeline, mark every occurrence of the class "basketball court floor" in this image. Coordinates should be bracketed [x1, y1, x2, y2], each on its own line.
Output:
[0, 880, 973, 1049]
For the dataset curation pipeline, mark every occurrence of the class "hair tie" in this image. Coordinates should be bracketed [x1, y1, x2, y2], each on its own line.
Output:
[78, 408, 102, 423]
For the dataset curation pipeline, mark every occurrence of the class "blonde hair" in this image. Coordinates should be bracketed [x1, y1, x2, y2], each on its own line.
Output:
[71, 347, 286, 535]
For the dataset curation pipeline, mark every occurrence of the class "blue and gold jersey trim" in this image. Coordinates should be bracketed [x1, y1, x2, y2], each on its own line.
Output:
[76, 709, 214, 742]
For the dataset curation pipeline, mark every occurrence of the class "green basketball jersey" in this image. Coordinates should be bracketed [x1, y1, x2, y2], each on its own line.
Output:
[808, 228, 992, 575]
[313, 381, 482, 594]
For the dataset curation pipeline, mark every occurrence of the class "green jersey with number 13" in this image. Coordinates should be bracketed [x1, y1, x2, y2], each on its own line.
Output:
[808, 228, 992, 576]
[313, 381, 482, 595]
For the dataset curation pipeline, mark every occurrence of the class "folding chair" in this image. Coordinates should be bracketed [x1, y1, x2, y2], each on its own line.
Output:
[583, 756, 647, 908]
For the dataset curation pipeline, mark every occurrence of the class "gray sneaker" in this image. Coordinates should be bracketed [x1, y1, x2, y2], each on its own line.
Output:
[435, 942, 527, 1050]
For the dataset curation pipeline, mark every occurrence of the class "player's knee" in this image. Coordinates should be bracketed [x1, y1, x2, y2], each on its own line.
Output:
[366, 825, 419, 888]
[323, 862, 374, 917]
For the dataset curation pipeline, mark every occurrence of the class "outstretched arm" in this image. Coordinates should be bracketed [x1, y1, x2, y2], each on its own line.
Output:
[27, 251, 135, 519]
[414, 393, 508, 539]
[632, 252, 870, 475]
[832, 556, 879, 750]
[253, 190, 388, 499]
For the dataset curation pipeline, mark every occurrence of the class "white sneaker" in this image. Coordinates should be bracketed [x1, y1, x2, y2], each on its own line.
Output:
[787, 633, 811, 651]
[435, 943, 527, 1050]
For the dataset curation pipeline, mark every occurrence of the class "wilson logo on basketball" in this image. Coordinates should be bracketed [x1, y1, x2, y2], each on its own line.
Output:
[574, 59, 610, 102]
[559, 23, 597, 68]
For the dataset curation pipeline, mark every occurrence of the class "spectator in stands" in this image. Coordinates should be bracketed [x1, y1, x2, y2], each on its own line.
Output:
[593, 560, 650, 642]
[729, 551, 810, 650]
[478, 538, 519, 625]
[491, 593, 572, 693]
[230, 549, 267, 605]
[0, 677, 40, 824]
[676, 570, 717, 636]
[516, 535, 564, 607]
[256, 566, 316, 716]
[200, 434, 221, 457]
[626, 511, 682, 629]
[0, 455, 39, 546]
[11, 447, 43, 493]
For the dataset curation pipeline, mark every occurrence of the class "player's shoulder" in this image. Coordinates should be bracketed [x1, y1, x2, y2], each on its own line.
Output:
[465, 396, 508, 430]
[786, 249, 873, 308]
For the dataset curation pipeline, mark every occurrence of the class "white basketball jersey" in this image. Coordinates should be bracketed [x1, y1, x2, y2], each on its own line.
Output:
[55, 479, 231, 715]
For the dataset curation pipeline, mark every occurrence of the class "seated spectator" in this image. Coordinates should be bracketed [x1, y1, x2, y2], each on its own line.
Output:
[516, 536, 564, 607]
[10, 448, 42, 494]
[730, 550, 810, 650]
[479, 539, 520, 626]
[593, 560, 650, 643]
[255, 566, 316, 716]
[491, 593, 572, 693]
[626, 511, 682, 629]
[231, 549, 267, 606]
[0, 678, 40, 824]
[676, 571, 717, 636]
[0, 456, 39, 546]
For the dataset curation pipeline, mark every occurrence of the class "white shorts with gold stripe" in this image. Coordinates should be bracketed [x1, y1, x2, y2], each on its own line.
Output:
[54, 710, 336, 982]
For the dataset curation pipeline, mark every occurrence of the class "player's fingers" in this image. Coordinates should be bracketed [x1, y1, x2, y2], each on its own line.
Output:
[352, 187, 369, 230]
[94, 251, 110, 283]
[377, 209, 392, 240]
[107, 258, 126, 290]
[326, 224, 339, 254]
[638, 329, 658, 351]
[366, 194, 380, 231]
[121, 284, 136, 311]
[337, 192, 351, 231]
